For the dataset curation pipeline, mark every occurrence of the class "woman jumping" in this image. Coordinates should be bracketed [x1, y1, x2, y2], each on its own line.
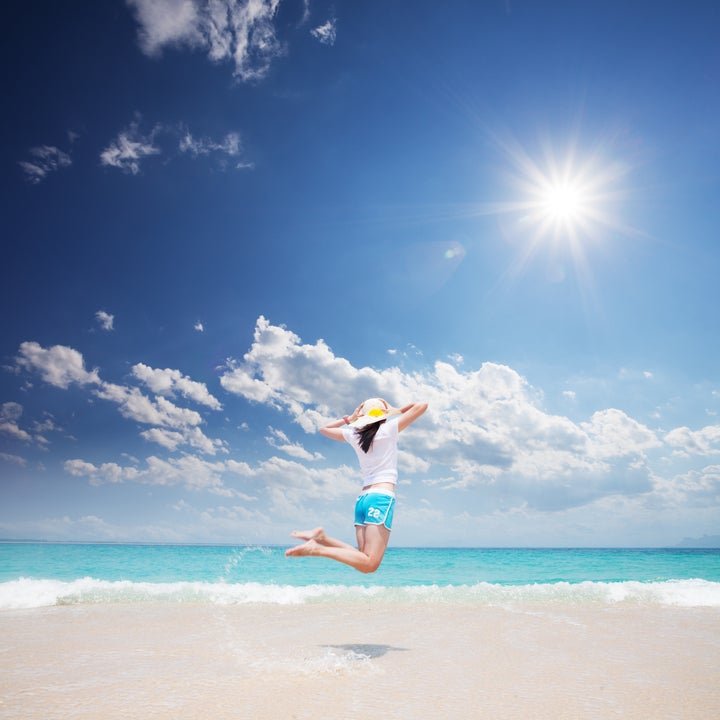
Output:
[285, 397, 428, 573]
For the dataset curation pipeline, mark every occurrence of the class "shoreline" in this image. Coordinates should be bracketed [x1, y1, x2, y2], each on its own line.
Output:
[2, 601, 718, 719]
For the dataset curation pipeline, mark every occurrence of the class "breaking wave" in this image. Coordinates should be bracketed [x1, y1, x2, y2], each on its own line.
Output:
[2, 577, 719, 610]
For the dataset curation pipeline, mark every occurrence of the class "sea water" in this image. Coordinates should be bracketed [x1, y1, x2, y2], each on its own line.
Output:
[1, 542, 719, 609]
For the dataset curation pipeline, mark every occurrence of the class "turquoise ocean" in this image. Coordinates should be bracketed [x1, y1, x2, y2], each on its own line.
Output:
[2, 543, 719, 609]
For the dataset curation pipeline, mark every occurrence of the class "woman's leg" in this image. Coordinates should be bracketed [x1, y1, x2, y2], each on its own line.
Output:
[289, 527, 357, 551]
[285, 523, 390, 574]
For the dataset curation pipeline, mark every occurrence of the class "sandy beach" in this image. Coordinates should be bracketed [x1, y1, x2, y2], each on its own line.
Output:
[1, 601, 718, 719]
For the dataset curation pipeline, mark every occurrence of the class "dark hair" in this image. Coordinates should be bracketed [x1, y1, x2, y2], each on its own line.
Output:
[355, 419, 386, 453]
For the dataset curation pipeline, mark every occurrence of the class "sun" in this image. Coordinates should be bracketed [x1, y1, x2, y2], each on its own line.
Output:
[491, 135, 631, 247]
[475, 132, 636, 284]
[522, 153, 609, 242]
[540, 181, 585, 222]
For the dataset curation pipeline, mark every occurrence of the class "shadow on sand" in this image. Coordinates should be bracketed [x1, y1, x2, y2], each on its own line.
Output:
[321, 643, 409, 659]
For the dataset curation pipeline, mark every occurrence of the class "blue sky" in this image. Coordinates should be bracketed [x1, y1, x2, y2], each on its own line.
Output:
[2, 0, 719, 547]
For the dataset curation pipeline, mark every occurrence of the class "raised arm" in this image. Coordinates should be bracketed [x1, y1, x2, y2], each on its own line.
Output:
[319, 404, 362, 442]
[394, 401, 428, 432]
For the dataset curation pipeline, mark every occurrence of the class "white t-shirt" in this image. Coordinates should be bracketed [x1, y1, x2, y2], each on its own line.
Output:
[342, 417, 399, 487]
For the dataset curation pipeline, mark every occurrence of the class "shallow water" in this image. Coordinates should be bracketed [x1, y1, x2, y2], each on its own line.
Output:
[2, 543, 719, 609]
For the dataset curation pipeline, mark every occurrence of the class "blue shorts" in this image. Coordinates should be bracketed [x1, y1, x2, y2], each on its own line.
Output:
[354, 492, 396, 530]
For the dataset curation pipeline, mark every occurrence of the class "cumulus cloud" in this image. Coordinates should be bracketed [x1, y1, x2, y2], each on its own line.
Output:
[95, 310, 114, 331]
[132, 363, 222, 410]
[62, 452, 356, 520]
[581, 409, 661, 459]
[13, 341, 224, 455]
[218, 316, 668, 511]
[220, 316, 383, 427]
[310, 18, 336, 46]
[14, 320, 719, 524]
[94, 382, 203, 428]
[665, 425, 720, 457]
[653, 464, 720, 508]
[194, 322, 204, 332]
[19, 145, 72, 184]
[15, 342, 100, 388]
[126, 0, 284, 81]
[225, 454, 358, 517]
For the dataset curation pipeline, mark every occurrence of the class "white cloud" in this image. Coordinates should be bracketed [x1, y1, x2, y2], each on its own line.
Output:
[125, 0, 202, 54]
[217, 316, 667, 512]
[220, 316, 384, 430]
[0, 403, 60, 448]
[14, 341, 223, 455]
[1, 401, 23, 424]
[66, 454, 243, 495]
[94, 382, 204, 429]
[101, 120, 252, 174]
[19, 145, 72, 184]
[179, 129, 240, 157]
[132, 363, 222, 410]
[95, 310, 114, 331]
[665, 425, 720, 457]
[265, 426, 322, 461]
[15, 342, 100, 388]
[15, 320, 720, 532]
[64, 451, 357, 517]
[310, 18, 336, 46]
[100, 120, 161, 174]
[178, 128, 253, 169]
[194, 322, 204, 332]
[65, 458, 141, 485]
[0, 422, 31, 444]
[126, 0, 284, 81]
[140, 425, 224, 455]
[0, 452, 27, 466]
[225, 454, 358, 517]
[653, 464, 720, 508]
[0, 403, 32, 441]
[581, 409, 660, 460]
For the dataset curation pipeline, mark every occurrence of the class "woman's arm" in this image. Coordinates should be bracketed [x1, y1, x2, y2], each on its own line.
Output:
[394, 402, 428, 432]
[319, 405, 362, 442]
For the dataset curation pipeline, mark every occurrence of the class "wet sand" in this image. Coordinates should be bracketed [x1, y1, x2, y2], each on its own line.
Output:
[1, 602, 718, 719]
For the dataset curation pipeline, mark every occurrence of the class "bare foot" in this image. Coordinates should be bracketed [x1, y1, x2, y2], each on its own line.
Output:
[290, 527, 327, 544]
[285, 539, 320, 558]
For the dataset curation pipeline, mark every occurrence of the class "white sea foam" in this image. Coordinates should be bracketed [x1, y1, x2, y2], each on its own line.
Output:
[1, 577, 719, 610]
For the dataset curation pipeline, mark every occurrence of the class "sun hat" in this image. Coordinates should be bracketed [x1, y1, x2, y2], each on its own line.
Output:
[350, 398, 398, 429]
